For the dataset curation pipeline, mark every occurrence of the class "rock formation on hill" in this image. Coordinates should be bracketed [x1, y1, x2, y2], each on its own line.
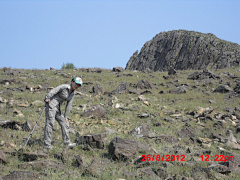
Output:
[126, 30, 240, 71]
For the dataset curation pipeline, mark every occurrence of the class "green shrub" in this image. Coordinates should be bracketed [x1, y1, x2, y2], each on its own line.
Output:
[61, 62, 76, 69]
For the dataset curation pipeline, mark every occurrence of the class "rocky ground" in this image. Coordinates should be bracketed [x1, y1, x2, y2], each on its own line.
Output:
[0, 66, 240, 180]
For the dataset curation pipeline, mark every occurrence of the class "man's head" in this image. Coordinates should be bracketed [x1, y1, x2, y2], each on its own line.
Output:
[71, 77, 82, 90]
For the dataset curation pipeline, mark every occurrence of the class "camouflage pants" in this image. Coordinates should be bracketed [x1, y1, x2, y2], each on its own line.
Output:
[44, 105, 70, 146]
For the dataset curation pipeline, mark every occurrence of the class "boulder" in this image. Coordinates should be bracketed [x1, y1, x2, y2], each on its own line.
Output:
[137, 79, 154, 89]
[168, 67, 177, 75]
[225, 133, 240, 150]
[85, 158, 110, 177]
[125, 30, 240, 71]
[0, 120, 21, 130]
[22, 119, 34, 132]
[112, 67, 124, 72]
[75, 132, 107, 149]
[22, 152, 48, 162]
[108, 137, 149, 161]
[72, 154, 85, 169]
[0, 150, 8, 164]
[112, 83, 129, 94]
[213, 85, 233, 93]
[81, 105, 106, 118]
[129, 125, 150, 138]
[169, 86, 187, 94]
[177, 127, 195, 138]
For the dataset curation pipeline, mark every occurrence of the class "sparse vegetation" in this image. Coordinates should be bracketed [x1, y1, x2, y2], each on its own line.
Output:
[0, 66, 240, 179]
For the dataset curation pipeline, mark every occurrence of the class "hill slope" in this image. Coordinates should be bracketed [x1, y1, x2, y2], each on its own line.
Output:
[126, 30, 240, 71]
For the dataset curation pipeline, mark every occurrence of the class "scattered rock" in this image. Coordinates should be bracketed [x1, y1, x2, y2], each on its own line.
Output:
[2, 171, 43, 180]
[0, 120, 21, 130]
[81, 104, 106, 118]
[105, 127, 115, 135]
[213, 85, 233, 93]
[137, 79, 155, 89]
[108, 137, 149, 161]
[129, 125, 150, 137]
[112, 67, 124, 72]
[177, 127, 195, 138]
[136, 95, 151, 102]
[22, 119, 34, 132]
[72, 154, 85, 170]
[19, 160, 66, 171]
[85, 158, 110, 177]
[112, 83, 129, 94]
[13, 109, 24, 117]
[0, 150, 8, 164]
[138, 113, 149, 118]
[169, 86, 187, 94]
[22, 152, 48, 161]
[30, 100, 44, 107]
[225, 133, 240, 150]
[168, 67, 177, 75]
[75, 132, 107, 149]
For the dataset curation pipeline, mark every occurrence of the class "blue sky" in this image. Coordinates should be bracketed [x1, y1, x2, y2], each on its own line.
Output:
[0, 0, 239, 70]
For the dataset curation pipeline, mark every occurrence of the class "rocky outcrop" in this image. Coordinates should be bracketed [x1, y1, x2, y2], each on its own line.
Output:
[126, 30, 240, 71]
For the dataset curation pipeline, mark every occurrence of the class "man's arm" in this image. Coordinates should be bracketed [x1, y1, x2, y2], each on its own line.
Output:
[45, 84, 65, 100]
[64, 95, 74, 119]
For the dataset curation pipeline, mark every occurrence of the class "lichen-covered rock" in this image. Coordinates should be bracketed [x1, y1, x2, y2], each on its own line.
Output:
[112, 83, 129, 94]
[137, 79, 154, 89]
[81, 105, 106, 118]
[108, 137, 149, 161]
[126, 30, 240, 71]
[213, 85, 233, 93]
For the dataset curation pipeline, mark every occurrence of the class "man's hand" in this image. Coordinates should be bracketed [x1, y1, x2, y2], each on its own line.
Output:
[45, 99, 50, 103]
[66, 118, 69, 122]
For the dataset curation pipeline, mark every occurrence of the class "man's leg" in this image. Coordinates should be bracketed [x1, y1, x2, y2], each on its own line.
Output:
[55, 110, 70, 145]
[44, 107, 56, 146]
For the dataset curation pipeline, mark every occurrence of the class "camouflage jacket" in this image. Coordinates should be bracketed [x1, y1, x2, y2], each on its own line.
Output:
[45, 84, 74, 118]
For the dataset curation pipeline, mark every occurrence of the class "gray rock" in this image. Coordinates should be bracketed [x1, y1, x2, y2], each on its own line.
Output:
[105, 127, 115, 135]
[22, 119, 34, 132]
[19, 160, 66, 171]
[213, 85, 233, 93]
[138, 113, 149, 118]
[137, 79, 154, 89]
[177, 127, 195, 138]
[112, 83, 129, 94]
[108, 137, 149, 161]
[168, 67, 177, 75]
[72, 154, 85, 170]
[2, 171, 43, 180]
[75, 132, 107, 149]
[164, 117, 175, 123]
[169, 86, 187, 94]
[126, 30, 240, 71]
[22, 152, 48, 162]
[81, 104, 106, 118]
[112, 67, 124, 72]
[139, 167, 161, 180]
[0, 150, 8, 164]
[129, 125, 150, 137]
[0, 120, 21, 130]
[85, 158, 110, 177]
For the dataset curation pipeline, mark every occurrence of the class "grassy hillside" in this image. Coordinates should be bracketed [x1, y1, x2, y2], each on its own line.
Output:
[0, 67, 240, 179]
